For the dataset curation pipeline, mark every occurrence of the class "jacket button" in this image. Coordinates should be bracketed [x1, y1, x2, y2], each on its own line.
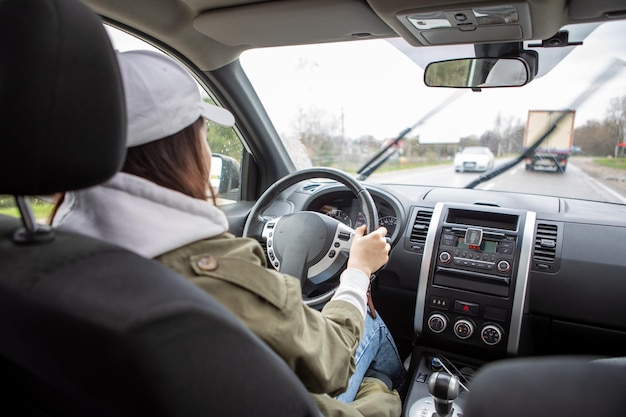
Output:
[197, 255, 219, 271]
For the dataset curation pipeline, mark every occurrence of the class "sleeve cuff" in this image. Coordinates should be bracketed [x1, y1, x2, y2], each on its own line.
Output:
[330, 268, 370, 318]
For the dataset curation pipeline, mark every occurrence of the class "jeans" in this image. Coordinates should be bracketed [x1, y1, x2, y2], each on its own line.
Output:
[335, 311, 407, 403]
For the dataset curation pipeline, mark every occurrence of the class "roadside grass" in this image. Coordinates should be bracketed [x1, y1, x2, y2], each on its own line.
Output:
[594, 158, 626, 170]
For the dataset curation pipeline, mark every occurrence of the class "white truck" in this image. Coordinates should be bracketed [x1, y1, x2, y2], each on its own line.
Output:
[523, 110, 575, 173]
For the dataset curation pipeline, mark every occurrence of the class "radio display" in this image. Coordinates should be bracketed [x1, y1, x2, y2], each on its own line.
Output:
[456, 236, 497, 253]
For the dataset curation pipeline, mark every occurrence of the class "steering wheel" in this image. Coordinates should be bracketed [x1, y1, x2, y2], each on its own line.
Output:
[242, 167, 378, 307]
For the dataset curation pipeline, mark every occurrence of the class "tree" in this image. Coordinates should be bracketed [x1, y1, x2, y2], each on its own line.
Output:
[401, 135, 420, 162]
[202, 97, 243, 162]
[291, 105, 341, 166]
[478, 113, 523, 156]
[605, 95, 626, 152]
[574, 120, 615, 156]
[573, 94, 626, 156]
[207, 124, 242, 161]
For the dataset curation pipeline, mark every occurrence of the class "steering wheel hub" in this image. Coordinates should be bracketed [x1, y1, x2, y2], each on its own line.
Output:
[264, 212, 357, 295]
[273, 212, 331, 267]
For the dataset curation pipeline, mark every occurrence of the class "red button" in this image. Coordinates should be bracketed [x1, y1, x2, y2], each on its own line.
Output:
[454, 300, 479, 316]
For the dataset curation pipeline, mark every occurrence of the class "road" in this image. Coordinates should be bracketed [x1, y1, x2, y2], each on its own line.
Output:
[368, 158, 626, 205]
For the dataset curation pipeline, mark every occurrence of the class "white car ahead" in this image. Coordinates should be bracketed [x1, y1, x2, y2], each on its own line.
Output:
[454, 146, 495, 172]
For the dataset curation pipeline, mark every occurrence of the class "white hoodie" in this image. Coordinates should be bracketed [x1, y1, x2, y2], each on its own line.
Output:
[52, 172, 229, 258]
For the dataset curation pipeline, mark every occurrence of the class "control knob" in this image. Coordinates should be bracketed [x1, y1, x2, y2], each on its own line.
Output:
[481, 324, 504, 345]
[497, 260, 511, 273]
[439, 251, 452, 264]
[453, 319, 474, 339]
[427, 313, 448, 334]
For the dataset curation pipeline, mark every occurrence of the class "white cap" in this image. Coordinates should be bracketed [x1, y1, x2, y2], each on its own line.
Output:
[117, 50, 235, 148]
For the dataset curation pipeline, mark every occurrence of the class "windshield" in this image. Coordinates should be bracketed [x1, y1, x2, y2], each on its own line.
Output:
[240, 21, 626, 204]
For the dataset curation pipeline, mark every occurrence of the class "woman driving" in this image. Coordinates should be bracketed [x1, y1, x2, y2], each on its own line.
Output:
[52, 50, 406, 417]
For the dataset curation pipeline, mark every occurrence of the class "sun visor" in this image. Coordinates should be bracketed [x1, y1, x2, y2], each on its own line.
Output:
[193, 0, 396, 47]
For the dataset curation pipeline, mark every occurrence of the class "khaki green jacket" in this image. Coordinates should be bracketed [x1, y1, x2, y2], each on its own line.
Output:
[156, 233, 400, 417]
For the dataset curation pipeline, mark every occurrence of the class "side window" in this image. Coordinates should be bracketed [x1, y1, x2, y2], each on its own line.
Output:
[202, 92, 243, 204]
[0, 196, 54, 223]
[106, 26, 243, 205]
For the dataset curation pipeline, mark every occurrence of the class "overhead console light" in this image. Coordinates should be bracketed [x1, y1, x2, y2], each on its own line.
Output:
[398, 3, 531, 46]
[407, 12, 452, 30]
[408, 6, 518, 31]
[473, 5, 519, 25]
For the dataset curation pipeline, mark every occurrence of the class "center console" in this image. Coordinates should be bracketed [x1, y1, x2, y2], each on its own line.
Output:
[403, 202, 536, 416]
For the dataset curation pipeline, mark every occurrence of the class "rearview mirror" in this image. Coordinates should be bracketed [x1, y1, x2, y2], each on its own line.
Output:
[424, 57, 530, 88]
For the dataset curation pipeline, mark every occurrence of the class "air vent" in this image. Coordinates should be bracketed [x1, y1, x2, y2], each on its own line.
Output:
[532, 223, 561, 272]
[533, 223, 557, 262]
[408, 210, 433, 252]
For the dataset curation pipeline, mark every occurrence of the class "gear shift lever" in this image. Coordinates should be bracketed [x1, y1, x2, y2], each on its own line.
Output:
[427, 371, 460, 417]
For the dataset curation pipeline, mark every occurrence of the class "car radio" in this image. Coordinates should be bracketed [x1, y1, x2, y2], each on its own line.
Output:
[435, 226, 517, 297]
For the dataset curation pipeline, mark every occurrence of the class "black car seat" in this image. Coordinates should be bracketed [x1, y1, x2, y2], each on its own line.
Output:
[0, 0, 320, 416]
[463, 356, 626, 417]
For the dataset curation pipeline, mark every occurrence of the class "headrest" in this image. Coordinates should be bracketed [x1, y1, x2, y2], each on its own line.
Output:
[0, 0, 126, 196]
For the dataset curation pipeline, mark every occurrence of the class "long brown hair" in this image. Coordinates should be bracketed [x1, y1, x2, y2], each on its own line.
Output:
[122, 117, 215, 202]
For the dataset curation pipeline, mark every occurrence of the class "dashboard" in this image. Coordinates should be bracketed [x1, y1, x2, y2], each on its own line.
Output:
[267, 179, 626, 363]
[221, 173, 626, 417]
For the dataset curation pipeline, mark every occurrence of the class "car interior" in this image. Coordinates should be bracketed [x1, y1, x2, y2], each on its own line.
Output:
[2, 0, 626, 416]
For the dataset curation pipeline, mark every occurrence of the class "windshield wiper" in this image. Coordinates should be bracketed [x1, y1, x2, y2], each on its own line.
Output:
[356, 91, 465, 181]
[465, 58, 626, 189]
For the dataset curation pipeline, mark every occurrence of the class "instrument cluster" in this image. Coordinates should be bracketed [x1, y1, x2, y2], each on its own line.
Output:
[312, 194, 400, 239]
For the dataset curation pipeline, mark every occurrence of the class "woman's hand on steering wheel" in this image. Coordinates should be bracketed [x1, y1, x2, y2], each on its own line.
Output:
[347, 225, 390, 278]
